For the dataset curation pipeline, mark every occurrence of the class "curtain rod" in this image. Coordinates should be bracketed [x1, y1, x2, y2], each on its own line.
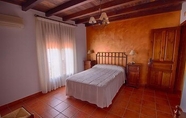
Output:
[34, 15, 77, 27]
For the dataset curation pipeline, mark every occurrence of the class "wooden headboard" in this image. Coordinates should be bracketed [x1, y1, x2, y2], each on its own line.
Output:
[96, 52, 128, 67]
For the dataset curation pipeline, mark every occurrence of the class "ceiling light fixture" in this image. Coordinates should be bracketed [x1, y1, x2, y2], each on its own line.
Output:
[89, 0, 109, 25]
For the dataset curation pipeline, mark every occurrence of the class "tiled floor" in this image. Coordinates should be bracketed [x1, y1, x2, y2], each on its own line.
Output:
[0, 85, 181, 118]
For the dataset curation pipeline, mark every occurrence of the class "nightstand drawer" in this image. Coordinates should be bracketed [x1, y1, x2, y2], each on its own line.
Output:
[128, 66, 139, 71]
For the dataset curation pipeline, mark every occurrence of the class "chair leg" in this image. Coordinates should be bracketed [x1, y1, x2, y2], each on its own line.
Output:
[174, 105, 182, 118]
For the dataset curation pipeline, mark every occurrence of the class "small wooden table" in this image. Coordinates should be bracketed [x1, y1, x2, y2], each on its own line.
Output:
[127, 63, 141, 88]
[84, 60, 96, 70]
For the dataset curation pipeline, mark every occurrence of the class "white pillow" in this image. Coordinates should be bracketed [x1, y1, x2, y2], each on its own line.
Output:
[93, 64, 125, 72]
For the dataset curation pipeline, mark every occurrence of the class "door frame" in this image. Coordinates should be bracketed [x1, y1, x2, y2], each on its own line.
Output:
[174, 21, 186, 92]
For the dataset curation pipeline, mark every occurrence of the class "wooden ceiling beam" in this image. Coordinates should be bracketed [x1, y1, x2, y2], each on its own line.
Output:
[109, 4, 182, 22]
[63, 0, 137, 21]
[75, 0, 184, 24]
[108, 0, 185, 18]
[22, 0, 43, 11]
[45, 0, 90, 17]
[85, 4, 182, 27]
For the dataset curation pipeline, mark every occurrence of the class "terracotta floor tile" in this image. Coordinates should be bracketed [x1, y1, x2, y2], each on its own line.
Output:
[113, 99, 128, 108]
[131, 92, 143, 99]
[142, 100, 156, 109]
[46, 108, 60, 117]
[169, 97, 180, 103]
[144, 88, 155, 92]
[64, 97, 86, 109]
[156, 103, 172, 114]
[71, 110, 90, 118]
[91, 108, 107, 118]
[31, 105, 50, 118]
[30, 101, 50, 112]
[123, 94, 133, 100]
[143, 94, 155, 102]
[144, 89, 155, 94]
[115, 92, 131, 102]
[106, 112, 122, 118]
[32, 113, 42, 118]
[0, 85, 181, 118]
[54, 102, 69, 112]
[133, 87, 144, 93]
[43, 97, 62, 107]
[127, 102, 141, 112]
[103, 104, 113, 111]
[27, 99, 43, 107]
[157, 111, 173, 118]
[144, 93, 155, 97]
[112, 95, 119, 103]
[55, 113, 68, 118]
[156, 98, 169, 106]
[167, 93, 181, 101]
[109, 104, 126, 117]
[169, 100, 180, 107]
[23, 97, 40, 107]
[80, 103, 97, 115]
[62, 106, 79, 118]
[33, 105, 51, 116]
[130, 96, 143, 105]
[141, 107, 156, 117]
[155, 91, 168, 99]
[123, 86, 134, 91]
[140, 114, 156, 118]
[37, 111, 53, 118]
[123, 109, 140, 118]
[63, 97, 76, 103]
[54, 94, 68, 101]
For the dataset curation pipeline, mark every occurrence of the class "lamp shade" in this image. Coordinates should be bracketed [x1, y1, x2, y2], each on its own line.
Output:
[87, 50, 94, 54]
[99, 12, 108, 20]
[129, 50, 136, 56]
[89, 17, 97, 24]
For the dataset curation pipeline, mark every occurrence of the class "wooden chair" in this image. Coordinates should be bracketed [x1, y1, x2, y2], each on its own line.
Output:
[174, 105, 186, 118]
[2, 106, 34, 118]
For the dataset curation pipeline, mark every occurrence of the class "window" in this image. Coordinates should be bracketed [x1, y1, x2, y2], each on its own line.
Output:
[47, 48, 61, 79]
[47, 47, 74, 80]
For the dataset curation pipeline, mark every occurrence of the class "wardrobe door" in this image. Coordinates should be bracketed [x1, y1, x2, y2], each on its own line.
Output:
[148, 27, 180, 91]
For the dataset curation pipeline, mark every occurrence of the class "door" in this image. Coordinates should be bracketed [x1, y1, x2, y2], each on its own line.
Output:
[148, 27, 180, 91]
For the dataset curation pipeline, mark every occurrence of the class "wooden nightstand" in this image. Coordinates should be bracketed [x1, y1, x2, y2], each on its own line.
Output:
[84, 60, 96, 70]
[127, 63, 141, 88]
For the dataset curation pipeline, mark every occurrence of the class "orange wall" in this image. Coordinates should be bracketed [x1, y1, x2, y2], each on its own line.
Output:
[86, 11, 180, 85]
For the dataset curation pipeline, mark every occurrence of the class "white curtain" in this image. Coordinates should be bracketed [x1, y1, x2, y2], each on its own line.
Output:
[36, 17, 77, 93]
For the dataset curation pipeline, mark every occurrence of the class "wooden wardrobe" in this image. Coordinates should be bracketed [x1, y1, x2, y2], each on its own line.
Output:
[148, 27, 180, 91]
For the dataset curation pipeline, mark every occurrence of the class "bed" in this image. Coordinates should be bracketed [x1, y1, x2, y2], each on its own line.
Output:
[66, 52, 127, 108]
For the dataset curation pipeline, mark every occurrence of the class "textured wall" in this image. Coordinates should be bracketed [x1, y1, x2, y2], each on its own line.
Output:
[86, 11, 180, 85]
[0, 1, 86, 106]
[180, 2, 186, 23]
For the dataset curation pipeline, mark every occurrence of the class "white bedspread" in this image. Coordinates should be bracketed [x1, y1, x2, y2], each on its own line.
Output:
[66, 64, 126, 108]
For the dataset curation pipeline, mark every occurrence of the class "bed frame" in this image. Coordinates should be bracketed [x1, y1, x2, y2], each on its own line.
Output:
[96, 52, 128, 67]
